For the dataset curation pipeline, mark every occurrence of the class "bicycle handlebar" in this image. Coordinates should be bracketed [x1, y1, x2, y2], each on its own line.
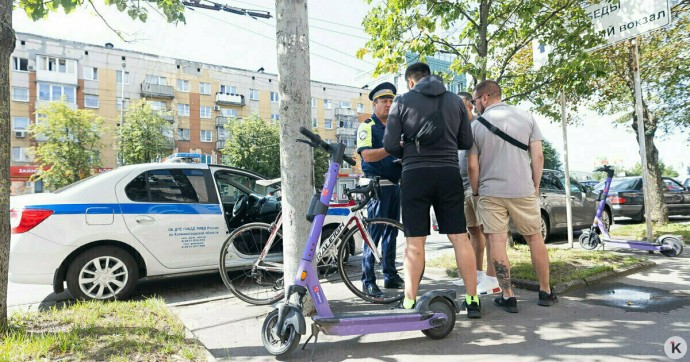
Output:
[345, 177, 380, 211]
[299, 126, 356, 166]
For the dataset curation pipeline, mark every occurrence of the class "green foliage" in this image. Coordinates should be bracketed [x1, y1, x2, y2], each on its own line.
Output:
[118, 99, 174, 165]
[625, 162, 678, 177]
[543, 139, 562, 170]
[359, 0, 607, 122]
[29, 101, 105, 190]
[17, 0, 185, 24]
[222, 114, 282, 178]
[221, 114, 331, 185]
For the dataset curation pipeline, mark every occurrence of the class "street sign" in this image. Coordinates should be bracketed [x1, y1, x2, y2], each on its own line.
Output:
[586, 0, 671, 46]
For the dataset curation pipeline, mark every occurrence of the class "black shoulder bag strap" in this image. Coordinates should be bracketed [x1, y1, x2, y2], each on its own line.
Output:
[476, 116, 528, 151]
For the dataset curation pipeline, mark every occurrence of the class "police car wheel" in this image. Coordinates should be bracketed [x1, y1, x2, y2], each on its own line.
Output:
[66, 246, 139, 301]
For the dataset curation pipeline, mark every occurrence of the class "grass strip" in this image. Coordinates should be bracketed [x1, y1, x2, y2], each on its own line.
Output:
[1, 297, 205, 361]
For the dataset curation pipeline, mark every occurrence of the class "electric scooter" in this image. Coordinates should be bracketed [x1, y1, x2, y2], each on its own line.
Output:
[261, 127, 459, 358]
[579, 165, 684, 257]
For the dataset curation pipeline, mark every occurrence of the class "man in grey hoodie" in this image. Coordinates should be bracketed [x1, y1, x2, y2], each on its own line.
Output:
[383, 62, 480, 317]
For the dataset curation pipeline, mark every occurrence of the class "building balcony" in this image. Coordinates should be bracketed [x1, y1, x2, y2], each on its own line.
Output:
[216, 140, 226, 150]
[215, 116, 228, 127]
[216, 92, 245, 106]
[140, 82, 175, 98]
[161, 114, 175, 123]
[345, 147, 356, 156]
[335, 108, 357, 117]
[336, 128, 357, 137]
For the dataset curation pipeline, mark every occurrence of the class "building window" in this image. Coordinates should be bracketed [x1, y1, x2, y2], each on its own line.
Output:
[270, 91, 279, 103]
[200, 130, 213, 142]
[199, 82, 211, 95]
[177, 79, 190, 92]
[11, 87, 29, 102]
[37, 83, 76, 104]
[324, 99, 332, 109]
[37, 56, 75, 74]
[339, 101, 351, 109]
[12, 117, 29, 132]
[84, 94, 99, 108]
[249, 89, 259, 101]
[220, 85, 236, 94]
[177, 103, 190, 117]
[12, 57, 29, 71]
[147, 100, 166, 111]
[12, 147, 31, 162]
[83, 66, 98, 81]
[116, 97, 130, 111]
[312, 118, 318, 128]
[178, 128, 190, 141]
[271, 113, 280, 122]
[200, 106, 212, 118]
[116, 70, 130, 85]
[357, 103, 364, 113]
[325, 119, 333, 129]
[145, 75, 167, 86]
[222, 108, 238, 118]
[311, 98, 317, 107]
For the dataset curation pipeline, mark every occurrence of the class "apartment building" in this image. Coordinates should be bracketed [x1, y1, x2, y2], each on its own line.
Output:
[9, 32, 371, 195]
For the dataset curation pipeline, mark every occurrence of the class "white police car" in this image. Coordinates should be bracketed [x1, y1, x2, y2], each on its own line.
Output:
[10, 162, 353, 301]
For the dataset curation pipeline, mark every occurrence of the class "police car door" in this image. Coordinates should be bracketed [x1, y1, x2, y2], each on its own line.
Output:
[119, 167, 227, 269]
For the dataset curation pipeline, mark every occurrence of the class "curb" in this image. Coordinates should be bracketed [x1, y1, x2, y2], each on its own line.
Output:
[511, 260, 657, 294]
[183, 326, 217, 362]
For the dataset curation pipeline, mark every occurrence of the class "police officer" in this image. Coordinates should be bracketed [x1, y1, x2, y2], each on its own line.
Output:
[357, 82, 404, 298]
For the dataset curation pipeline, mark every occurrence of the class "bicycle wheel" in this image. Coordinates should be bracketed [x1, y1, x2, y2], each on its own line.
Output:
[337, 218, 406, 304]
[219, 223, 284, 305]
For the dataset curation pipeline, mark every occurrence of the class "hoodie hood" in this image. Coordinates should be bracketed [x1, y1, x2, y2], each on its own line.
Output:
[411, 75, 447, 96]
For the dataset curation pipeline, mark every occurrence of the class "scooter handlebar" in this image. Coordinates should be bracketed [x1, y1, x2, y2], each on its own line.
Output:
[299, 127, 330, 152]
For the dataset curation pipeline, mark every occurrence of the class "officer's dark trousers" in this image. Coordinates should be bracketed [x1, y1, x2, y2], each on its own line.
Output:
[361, 185, 401, 286]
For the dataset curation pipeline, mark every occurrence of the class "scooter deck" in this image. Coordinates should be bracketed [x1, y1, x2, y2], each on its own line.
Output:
[312, 311, 441, 335]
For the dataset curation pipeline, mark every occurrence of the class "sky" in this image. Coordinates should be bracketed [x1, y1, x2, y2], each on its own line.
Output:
[12, 0, 690, 176]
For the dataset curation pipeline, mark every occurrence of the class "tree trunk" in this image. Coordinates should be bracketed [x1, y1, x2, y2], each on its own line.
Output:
[0, 0, 16, 331]
[631, 105, 669, 224]
[275, 0, 314, 313]
[626, 43, 668, 224]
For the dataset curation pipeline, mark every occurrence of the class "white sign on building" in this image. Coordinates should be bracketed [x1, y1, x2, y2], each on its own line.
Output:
[585, 0, 671, 46]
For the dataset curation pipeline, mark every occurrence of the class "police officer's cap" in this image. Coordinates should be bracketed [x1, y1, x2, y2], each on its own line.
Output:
[368, 82, 397, 101]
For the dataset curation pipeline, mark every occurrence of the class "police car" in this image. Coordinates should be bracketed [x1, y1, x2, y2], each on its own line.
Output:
[10, 163, 353, 301]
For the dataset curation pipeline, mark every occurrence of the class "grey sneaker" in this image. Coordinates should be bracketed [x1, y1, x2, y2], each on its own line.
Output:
[538, 290, 558, 306]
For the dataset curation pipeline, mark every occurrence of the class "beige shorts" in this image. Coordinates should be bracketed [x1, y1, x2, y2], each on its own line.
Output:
[477, 194, 541, 235]
[463, 190, 480, 228]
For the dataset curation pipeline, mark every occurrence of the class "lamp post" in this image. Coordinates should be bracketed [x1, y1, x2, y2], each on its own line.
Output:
[120, 62, 126, 127]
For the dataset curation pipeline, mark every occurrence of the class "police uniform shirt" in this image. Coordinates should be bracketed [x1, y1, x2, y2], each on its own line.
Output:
[357, 114, 402, 184]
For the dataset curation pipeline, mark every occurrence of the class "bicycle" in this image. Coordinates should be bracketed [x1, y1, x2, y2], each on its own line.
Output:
[219, 177, 406, 305]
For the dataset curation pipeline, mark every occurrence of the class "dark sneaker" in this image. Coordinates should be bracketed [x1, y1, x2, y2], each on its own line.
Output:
[463, 300, 482, 319]
[362, 283, 385, 298]
[390, 299, 415, 310]
[384, 274, 405, 289]
[538, 290, 558, 306]
[494, 296, 518, 313]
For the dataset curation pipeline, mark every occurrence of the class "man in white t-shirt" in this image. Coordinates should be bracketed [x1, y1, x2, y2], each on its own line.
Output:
[468, 80, 557, 313]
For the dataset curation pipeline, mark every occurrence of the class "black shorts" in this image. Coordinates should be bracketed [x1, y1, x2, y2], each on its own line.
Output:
[401, 166, 466, 237]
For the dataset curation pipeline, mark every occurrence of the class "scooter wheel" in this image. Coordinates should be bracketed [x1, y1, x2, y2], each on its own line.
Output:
[579, 232, 599, 250]
[660, 237, 684, 257]
[261, 309, 301, 358]
[422, 298, 456, 340]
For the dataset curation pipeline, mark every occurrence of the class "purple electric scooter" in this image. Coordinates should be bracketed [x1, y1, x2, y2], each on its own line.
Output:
[579, 165, 684, 257]
[261, 127, 458, 358]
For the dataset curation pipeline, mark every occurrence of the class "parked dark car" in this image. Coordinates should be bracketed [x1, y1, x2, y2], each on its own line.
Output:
[580, 180, 600, 188]
[684, 178, 690, 188]
[594, 176, 690, 221]
[431, 169, 611, 242]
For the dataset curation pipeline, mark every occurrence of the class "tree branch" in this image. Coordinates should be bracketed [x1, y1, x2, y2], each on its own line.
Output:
[87, 0, 132, 42]
[502, 79, 553, 102]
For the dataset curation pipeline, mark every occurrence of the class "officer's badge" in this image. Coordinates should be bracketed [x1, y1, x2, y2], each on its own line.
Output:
[358, 130, 368, 140]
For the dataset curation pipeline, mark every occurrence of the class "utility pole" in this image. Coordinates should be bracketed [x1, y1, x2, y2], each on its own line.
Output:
[275, 0, 313, 311]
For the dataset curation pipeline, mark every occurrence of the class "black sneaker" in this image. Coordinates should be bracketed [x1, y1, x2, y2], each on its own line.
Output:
[362, 283, 385, 298]
[391, 299, 415, 310]
[463, 300, 482, 319]
[538, 290, 558, 306]
[384, 274, 405, 289]
[494, 296, 518, 313]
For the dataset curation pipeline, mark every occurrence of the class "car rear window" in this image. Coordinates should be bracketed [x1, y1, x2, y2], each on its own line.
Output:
[607, 178, 639, 191]
[125, 169, 211, 203]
